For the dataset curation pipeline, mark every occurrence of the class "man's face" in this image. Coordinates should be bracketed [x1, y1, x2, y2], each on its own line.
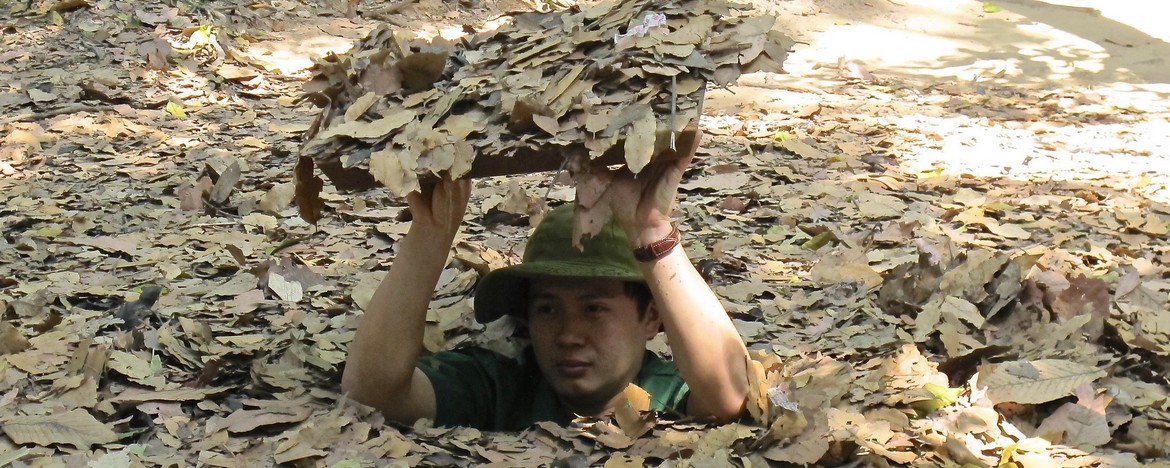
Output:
[526, 277, 660, 416]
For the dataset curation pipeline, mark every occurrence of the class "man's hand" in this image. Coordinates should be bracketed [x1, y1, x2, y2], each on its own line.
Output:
[406, 176, 472, 244]
[341, 174, 470, 424]
[603, 129, 749, 422]
[605, 130, 702, 247]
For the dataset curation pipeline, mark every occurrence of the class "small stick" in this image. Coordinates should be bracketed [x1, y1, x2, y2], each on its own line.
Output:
[669, 75, 677, 151]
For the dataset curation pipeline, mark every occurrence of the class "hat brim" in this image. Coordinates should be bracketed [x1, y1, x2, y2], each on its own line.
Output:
[473, 260, 645, 324]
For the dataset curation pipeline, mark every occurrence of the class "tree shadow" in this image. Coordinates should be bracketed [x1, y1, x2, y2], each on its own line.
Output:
[770, 0, 1170, 95]
[959, 0, 1170, 85]
[995, 0, 1170, 84]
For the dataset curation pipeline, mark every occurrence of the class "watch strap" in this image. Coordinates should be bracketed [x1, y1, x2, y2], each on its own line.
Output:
[633, 226, 681, 262]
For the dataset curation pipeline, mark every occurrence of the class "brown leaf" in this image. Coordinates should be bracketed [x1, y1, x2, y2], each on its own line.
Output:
[62, 236, 140, 256]
[0, 321, 30, 355]
[369, 146, 420, 197]
[317, 112, 415, 140]
[344, 92, 380, 122]
[208, 405, 314, 434]
[678, 172, 750, 191]
[808, 248, 883, 288]
[178, 176, 213, 211]
[0, 409, 118, 449]
[294, 157, 326, 225]
[622, 110, 657, 174]
[1034, 384, 1112, 447]
[745, 357, 769, 424]
[1048, 274, 1109, 340]
[976, 360, 1106, 405]
[209, 161, 241, 204]
[259, 183, 295, 213]
[532, 114, 561, 136]
[396, 52, 449, 91]
[106, 387, 234, 404]
[214, 65, 259, 81]
[138, 38, 173, 70]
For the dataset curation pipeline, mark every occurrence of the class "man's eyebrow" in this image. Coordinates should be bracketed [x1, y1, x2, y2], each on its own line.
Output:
[529, 290, 615, 301]
[576, 291, 616, 301]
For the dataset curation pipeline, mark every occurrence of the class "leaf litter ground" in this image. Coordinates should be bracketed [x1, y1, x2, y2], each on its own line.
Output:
[2, 0, 1170, 466]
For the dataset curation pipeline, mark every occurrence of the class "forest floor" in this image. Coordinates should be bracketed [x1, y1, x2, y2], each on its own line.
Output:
[2, 0, 1170, 465]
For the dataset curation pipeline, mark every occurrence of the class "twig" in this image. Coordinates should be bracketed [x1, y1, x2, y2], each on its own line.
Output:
[185, 222, 241, 228]
[364, 0, 420, 20]
[1, 103, 106, 125]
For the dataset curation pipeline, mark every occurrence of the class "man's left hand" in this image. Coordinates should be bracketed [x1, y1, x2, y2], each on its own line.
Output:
[605, 129, 702, 247]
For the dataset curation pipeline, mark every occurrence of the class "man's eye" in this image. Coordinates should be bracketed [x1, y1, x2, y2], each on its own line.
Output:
[585, 304, 609, 314]
[530, 304, 554, 315]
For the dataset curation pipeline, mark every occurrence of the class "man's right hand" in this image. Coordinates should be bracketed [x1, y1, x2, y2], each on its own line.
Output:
[342, 174, 470, 424]
[406, 177, 472, 243]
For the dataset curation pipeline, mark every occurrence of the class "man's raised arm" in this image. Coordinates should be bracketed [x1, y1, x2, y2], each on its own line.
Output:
[341, 177, 472, 424]
[605, 134, 749, 422]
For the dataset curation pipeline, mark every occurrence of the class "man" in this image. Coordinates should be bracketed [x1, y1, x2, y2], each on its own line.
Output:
[341, 139, 749, 430]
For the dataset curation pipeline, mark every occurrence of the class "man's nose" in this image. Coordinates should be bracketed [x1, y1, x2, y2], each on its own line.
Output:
[554, 312, 587, 347]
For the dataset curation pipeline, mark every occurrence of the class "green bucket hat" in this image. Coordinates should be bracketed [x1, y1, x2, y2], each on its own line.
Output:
[474, 204, 645, 324]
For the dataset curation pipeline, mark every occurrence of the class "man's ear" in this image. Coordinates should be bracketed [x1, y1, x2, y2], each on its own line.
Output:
[641, 301, 662, 339]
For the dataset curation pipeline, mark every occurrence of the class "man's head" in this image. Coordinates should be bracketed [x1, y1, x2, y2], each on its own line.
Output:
[474, 204, 662, 415]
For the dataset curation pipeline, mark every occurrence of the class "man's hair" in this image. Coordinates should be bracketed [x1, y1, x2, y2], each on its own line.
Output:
[623, 281, 653, 317]
[518, 280, 654, 320]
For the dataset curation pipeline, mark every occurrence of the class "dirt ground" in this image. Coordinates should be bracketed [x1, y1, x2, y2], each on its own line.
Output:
[2, 0, 1170, 465]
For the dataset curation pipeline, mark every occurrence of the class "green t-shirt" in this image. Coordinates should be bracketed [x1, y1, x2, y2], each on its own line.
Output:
[417, 347, 689, 431]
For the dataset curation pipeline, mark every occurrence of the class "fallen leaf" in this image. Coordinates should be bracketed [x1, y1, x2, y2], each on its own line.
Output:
[0, 322, 31, 354]
[613, 383, 653, 439]
[977, 360, 1106, 405]
[0, 409, 118, 449]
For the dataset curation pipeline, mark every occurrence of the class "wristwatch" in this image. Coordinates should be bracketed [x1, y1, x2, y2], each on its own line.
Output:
[633, 226, 681, 262]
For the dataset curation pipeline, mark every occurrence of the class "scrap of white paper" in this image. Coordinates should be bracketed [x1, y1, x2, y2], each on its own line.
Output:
[614, 12, 668, 42]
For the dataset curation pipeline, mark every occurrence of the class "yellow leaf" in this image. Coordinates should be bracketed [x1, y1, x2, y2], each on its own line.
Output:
[923, 382, 963, 406]
[613, 383, 653, 439]
[745, 357, 768, 424]
[50, 11, 65, 26]
[165, 101, 186, 119]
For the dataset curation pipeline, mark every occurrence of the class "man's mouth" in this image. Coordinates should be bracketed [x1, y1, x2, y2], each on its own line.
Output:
[554, 360, 591, 378]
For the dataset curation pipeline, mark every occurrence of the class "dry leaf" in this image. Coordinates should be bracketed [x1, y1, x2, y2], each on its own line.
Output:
[106, 387, 234, 404]
[613, 383, 653, 439]
[623, 111, 657, 174]
[345, 92, 380, 122]
[293, 157, 326, 225]
[977, 360, 1106, 405]
[0, 322, 31, 354]
[0, 409, 118, 449]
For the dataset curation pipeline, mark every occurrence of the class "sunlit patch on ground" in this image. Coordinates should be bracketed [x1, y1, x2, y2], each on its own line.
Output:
[2, 0, 1170, 464]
